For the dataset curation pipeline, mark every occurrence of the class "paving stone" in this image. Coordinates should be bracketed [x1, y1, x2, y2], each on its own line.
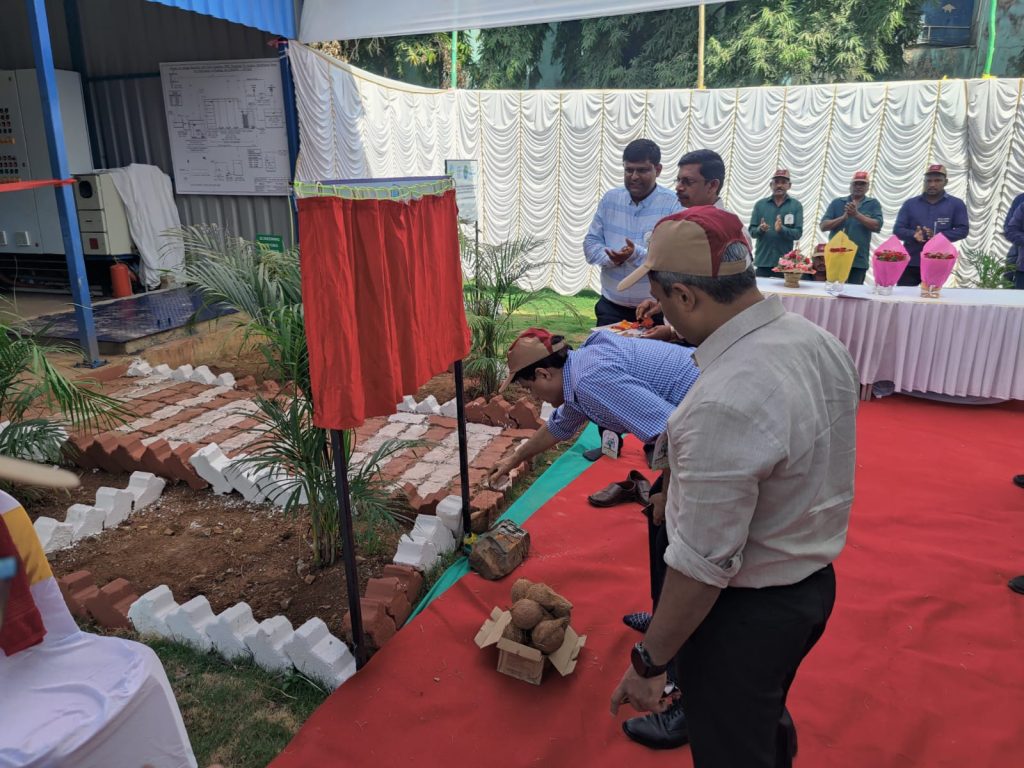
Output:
[439, 399, 459, 418]
[364, 577, 413, 626]
[222, 458, 264, 502]
[190, 365, 218, 385]
[65, 503, 105, 541]
[65, 433, 99, 471]
[94, 487, 134, 528]
[127, 585, 179, 637]
[509, 397, 543, 430]
[435, 495, 465, 537]
[388, 412, 428, 425]
[110, 435, 147, 473]
[341, 598, 397, 652]
[126, 471, 166, 511]
[86, 432, 123, 474]
[242, 615, 295, 673]
[284, 617, 357, 690]
[393, 536, 438, 571]
[140, 439, 174, 479]
[165, 595, 217, 651]
[152, 364, 173, 378]
[414, 395, 441, 415]
[540, 402, 554, 420]
[83, 578, 138, 630]
[34, 516, 74, 553]
[127, 359, 153, 377]
[188, 443, 234, 494]
[381, 564, 425, 602]
[57, 570, 99, 620]
[396, 395, 418, 413]
[206, 602, 259, 661]
[216, 372, 236, 388]
[168, 444, 208, 489]
[464, 397, 488, 423]
[170, 364, 194, 382]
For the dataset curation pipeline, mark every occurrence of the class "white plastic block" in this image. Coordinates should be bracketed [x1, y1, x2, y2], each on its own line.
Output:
[206, 602, 259, 661]
[65, 504, 105, 541]
[216, 372, 236, 388]
[190, 365, 218, 385]
[284, 618, 357, 690]
[394, 536, 439, 572]
[411, 514, 456, 554]
[540, 402, 555, 420]
[170, 364, 194, 382]
[188, 443, 235, 495]
[396, 395, 418, 413]
[126, 471, 165, 511]
[33, 516, 74, 554]
[414, 395, 441, 415]
[126, 359, 153, 377]
[94, 487, 133, 528]
[222, 459, 263, 502]
[439, 399, 459, 418]
[242, 615, 295, 673]
[164, 595, 217, 652]
[435, 495, 465, 537]
[127, 585, 179, 637]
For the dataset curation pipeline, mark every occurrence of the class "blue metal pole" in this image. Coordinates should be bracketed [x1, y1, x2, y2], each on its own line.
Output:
[25, 0, 103, 367]
[277, 39, 300, 242]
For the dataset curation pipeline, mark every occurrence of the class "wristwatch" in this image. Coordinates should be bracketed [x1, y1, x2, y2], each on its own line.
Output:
[630, 642, 669, 678]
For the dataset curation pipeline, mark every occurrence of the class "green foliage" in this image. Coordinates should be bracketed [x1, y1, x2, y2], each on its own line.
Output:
[469, 25, 551, 88]
[312, 32, 474, 88]
[954, 248, 1014, 289]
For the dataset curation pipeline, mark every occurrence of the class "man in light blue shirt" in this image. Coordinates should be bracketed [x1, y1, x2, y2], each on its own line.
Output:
[584, 139, 681, 326]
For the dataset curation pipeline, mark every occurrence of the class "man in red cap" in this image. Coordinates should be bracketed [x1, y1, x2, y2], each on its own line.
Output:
[893, 163, 969, 286]
[820, 170, 884, 284]
[748, 169, 804, 276]
[609, 207, 858, 768]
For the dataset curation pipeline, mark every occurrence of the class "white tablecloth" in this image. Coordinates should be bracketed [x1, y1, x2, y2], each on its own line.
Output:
[757, 278, 1024, 400]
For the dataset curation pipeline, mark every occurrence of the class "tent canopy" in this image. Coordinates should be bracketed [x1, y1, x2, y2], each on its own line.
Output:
[298, 0, 726, 43]
[145, 0, 297, 37]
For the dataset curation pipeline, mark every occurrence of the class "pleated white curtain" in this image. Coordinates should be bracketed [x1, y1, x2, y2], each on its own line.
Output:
[291, 43, 1024, 295]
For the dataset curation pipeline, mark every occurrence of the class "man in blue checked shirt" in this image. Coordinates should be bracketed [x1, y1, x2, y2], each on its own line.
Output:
[584, 139, 682, 327]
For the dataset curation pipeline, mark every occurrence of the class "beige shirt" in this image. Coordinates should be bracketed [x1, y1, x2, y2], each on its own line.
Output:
[664, 295, 858, 589]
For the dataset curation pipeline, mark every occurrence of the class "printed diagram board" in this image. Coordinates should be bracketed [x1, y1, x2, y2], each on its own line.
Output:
[159, 59, 289, 195]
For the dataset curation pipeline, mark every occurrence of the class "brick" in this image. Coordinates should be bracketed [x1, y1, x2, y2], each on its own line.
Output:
[87, 432, 123, 474]
[508, 397, 542, 430]
[483, 396, 513, 428]
[127, 585, 178, 637]
[342, 598, 397, 652]
[216, 372, 236, 388]
[242, 615, 295, 673]
[365, 577, 413, 626]
[110, 435, 147, 473]
[235, 375, 257, 391]
[436, 495, 465, 537]
[427, 415, 458, 429]
[58, 570, 99, 620]
[190, 365, 218, 385]
[65, 433, 99, 471]
[84, 578, 138, 630]
[261, 380, 281, 398]
[284, 618, 357, 690]
[206, 602, 259, 661]
[381, 564, 425, 602]
[86, 362, 130, 383]
[464, 397, 488, 424]
[470, 507, 490, 534]
[140, 439, 175, 479]
[127, 359, 153, 377]
[167, 444, 208, 489]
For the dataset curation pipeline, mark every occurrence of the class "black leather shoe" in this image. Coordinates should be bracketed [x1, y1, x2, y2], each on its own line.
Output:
[582, 446, 603, 462]
[1013, 474, 1024, 489]
[1009, 575, 1024, 595]
[622, 700, 688, 749]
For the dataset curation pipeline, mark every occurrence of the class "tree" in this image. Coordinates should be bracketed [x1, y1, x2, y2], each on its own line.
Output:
[468, 25, 550, 89]
[312, 33, 474, 89]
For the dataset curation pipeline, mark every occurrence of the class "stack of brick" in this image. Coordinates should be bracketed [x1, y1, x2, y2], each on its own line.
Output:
[341, 564, 424, 654]
[57, 570, 140, 630]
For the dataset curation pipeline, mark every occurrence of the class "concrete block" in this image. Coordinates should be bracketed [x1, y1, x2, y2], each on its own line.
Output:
[439, 399, 459, 419]
[242, 615, 295, 673]
[126, 359, 153, 377]
[284, 618, 357, 690]
[259, 469, 308, 507]
[216, 372, 236, 388]
[126, 471, 165, 511]
[222, 457, 261, 501]
[170, 364, 194, 382]
[127, 585, 179, 637]
[393, 536, 438, 572]
[94, 487, 133, 528]
[188, 443, 234, 494]
[388, 412, 427, 425]
[206, 602, 259, 661]
[164, 595, 217, 652]
[396, 395, 418, 413]
[152, 364, 173, 378]
[414, 395, 441, 415]
[65, 504, 106, 541]
[34, 516, 74, 553]
[435, 495, 465, 537]
[411, 514, 456, 554]
[190, 365, 218, 385]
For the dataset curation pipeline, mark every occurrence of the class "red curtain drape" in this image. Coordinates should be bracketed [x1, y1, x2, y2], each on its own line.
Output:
[298, 189, 471, 430]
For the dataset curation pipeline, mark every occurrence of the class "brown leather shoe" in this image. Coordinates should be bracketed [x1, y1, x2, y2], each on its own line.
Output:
[629, 470, 652, 505]
[587, 479, 639, 507]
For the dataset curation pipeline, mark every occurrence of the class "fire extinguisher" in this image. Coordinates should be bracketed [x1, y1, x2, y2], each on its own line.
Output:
[110, 261, 136, 298]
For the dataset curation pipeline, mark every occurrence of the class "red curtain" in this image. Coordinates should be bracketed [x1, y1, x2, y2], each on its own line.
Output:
[298, 190, 471, 430]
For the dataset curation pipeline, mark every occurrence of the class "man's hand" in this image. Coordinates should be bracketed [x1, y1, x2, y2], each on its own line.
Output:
[844, 200, 858, 217]
[649, 491, 667, 525]
[636, 298, 661, 321]
[610, 666, 671, 715]
[914, 226, 926, 243]
[922, 226, 934, 239]
[758, 217, 769, 233]
[642, 325, 676, 342]
[605, 238, 636, 265]
[774, 215, 782, 233]
[486, 458, 516, 490]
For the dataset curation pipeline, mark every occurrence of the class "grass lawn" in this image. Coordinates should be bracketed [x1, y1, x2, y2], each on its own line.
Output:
[507, 287, 598, 347]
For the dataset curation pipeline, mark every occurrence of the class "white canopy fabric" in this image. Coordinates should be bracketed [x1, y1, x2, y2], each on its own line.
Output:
[298, 0, 724, 42]
[290, 43, 1024, 295]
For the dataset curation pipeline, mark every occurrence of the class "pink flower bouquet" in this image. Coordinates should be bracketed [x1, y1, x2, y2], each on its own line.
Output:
[871, 235, 909, 293]
[919, 233, 958, 298]
[772, 248, 815, 274]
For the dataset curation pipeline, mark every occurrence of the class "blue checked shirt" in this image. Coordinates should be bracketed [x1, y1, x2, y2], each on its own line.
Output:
[583, 186, 682, 306]
[546, 332, 700, 444]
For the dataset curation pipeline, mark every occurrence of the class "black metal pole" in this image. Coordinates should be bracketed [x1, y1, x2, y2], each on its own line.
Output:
[453, 359, 472, 540]
[330, 429, 366, 668]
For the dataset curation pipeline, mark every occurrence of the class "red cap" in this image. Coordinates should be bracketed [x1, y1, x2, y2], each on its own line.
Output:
[852, 171, 870, 182]
[925, 164, 947, 176]
[772, 168, 790, 180]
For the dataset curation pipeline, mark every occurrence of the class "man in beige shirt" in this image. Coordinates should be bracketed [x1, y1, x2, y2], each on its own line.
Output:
[609, 207, 858, 767]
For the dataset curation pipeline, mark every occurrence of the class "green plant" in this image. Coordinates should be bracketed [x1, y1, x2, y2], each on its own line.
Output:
[954, 247, 1013, 289]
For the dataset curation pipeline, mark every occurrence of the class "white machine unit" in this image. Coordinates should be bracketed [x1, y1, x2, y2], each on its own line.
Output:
[74, 172, 134, 256]
[0, 69, 93, 254]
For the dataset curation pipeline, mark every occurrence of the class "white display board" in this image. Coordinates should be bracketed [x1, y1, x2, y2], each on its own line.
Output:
[445, 159, 479, 223]
[159, 59, 290, 195]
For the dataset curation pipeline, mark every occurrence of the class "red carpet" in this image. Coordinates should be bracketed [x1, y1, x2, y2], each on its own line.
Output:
[272, 396, 1024, 767]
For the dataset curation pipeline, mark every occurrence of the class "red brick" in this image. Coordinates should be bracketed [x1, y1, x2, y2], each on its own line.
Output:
[261, 380, 281, 398]
[470, 490, 504, 530]
[505, 427, 537, 441]
[464, 397, 488, 424]
[87, 432, 124, 474]
[164, 443, 208, 489]
[483, 396, 513, 428]
[342, 598, 397, 652]
[470, 507, 491, 534]
[412, 493, 441, 516]
[508, 397, 542, 430]
[421, 426, 451, 444]
[140, 439, 175, 479]
[128, 399, 165, 418]
[111, 435, 147, 474]
[381, 454, 416, 480]
[85, 363, 130, 383]
[427, 415, 458, 429]
[381, 564, 424, 601]
[235, 375, 257, 391]
[58, 570, 99, 620]
[65, 434, 99, 471]
[364, 577, 413, 626]
[84, 577, 138, 630]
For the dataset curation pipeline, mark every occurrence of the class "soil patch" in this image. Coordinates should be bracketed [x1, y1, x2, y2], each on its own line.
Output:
[26, 470, 408, 640]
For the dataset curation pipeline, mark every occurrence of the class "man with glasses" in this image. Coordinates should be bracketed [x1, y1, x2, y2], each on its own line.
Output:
[820, 171, 884, 285]
[584, 139, 681, 328]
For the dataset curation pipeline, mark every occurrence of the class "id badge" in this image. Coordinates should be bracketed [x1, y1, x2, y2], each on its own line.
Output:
[600, 429, 622, 459]
[784, 213, 794, 226]
[649, 432, 670, 470]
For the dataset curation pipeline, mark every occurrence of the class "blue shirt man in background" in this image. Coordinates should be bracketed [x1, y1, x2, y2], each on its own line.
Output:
[1002, 192, 1024, 289]
[893, 164, 969, 286]
[584, 139, 681, 326]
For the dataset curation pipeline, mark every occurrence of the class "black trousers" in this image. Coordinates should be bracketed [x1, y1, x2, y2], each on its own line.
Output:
[677, 565, 836, 768]
[897, 265, 922, 287]
[595, 295, 663, 327]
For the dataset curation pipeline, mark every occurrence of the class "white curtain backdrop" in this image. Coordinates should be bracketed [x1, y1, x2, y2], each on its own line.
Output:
[291, 44, 1024, 295]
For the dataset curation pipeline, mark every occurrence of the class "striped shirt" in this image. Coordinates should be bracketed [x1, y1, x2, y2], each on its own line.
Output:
[546, 331, 701, 444]
[583, 186, 682, 307]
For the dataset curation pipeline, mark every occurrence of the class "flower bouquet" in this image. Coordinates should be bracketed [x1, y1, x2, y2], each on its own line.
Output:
[772, 248, 815, 287]
[871, 235, 910, 295]
[919, 233, 958, 298]
[824, 231, 858, 294]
